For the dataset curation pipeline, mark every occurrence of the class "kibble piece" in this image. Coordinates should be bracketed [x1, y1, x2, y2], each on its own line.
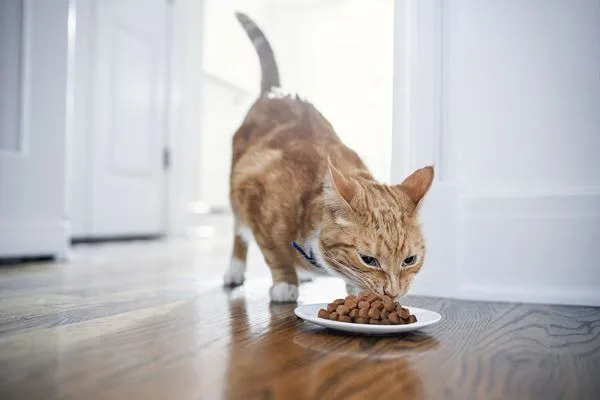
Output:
[329, 312, 339, 321]
[357, 291, 370, 301]
[366, 293, 379, 303]
[369, 319, 380, 325]
[333, 299, 345, 306]
[358, 301, 370, 309]
[358, 307, 370, 319]
[398, 307, 410, 319]
[388, 312, 400, 324]
[355, 317, 369, 324]
[380, 319, 391, 325]
[339, 315, 352, 323]
[383, 297, 395, 312]
[381, 309, 389, 320]
[318, 309, 329, 319]
[349, 308, 359, 318]
[408, 315, 417, 324]
[327, 303, 337, 313]
[336, 305, 350, 315]
[345, 299, 358, 310]
[371, 300, 384, 310]
[368, 307, 381, 320]
[346, 295, 358, 303]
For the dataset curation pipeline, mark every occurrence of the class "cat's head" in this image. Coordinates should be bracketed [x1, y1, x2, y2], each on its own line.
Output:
[318, 161, 434, 299]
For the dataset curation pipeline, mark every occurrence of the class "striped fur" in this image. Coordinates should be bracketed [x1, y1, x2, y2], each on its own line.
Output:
[235, 12, 280, 94]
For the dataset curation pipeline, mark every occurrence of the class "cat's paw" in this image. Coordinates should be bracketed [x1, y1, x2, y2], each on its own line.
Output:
[223, 258, 246, 287]
[345, 283, 362, 296]
[270, 282, 299, 302]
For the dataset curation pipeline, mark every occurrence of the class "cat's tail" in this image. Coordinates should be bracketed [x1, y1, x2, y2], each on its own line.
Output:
[235, 12, 280, 95]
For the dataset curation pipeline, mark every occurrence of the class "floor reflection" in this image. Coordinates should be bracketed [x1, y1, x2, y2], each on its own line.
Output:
[222, 288, 436, 399]
[293, 328, 439, 360]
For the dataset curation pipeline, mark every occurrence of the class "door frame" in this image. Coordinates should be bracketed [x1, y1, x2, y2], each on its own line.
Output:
[164, 0, 205, 236]
[391, 0, 460, 299]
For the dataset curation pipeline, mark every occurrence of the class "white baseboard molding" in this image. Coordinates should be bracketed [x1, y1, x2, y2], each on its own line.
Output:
[457, 284, 600, 307]
[0, 219, 69, 259]
[410, 284, 600, 307]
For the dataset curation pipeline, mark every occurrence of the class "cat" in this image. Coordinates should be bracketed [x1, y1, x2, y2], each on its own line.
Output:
[224, 13, 434, 302]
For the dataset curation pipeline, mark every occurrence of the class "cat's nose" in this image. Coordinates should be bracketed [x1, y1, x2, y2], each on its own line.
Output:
[384, 289, 400, 298]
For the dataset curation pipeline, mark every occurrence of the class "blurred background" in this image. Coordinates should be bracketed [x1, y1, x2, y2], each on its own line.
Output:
[0, 0, 598, 306]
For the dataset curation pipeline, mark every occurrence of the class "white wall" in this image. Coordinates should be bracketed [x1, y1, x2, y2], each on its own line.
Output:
[197, 75, 255, 209]
[396, 0, 600, 306]
[268, 0, 394, 183]
[202, 0, 266, 94]
[195, 0, 265, 211]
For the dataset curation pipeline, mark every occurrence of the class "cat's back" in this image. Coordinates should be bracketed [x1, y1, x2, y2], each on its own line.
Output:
[232, 94, 336, 164]
[231, 93, 340, 180]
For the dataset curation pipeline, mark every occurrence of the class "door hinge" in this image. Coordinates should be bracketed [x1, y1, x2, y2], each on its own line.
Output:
[162, 148, 171, 171]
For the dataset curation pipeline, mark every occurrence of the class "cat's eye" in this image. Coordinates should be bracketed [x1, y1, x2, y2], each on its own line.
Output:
[359, 254, 380, 267]
[402, 255, 417, 266]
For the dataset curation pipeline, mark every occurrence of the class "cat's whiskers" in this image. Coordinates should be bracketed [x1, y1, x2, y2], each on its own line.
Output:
[323, 253, 372, 289]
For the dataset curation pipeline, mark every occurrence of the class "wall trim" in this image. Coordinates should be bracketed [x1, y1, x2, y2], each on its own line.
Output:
[458, 284, 600, 307]
[166, 0, 205, 236]
[391, 0, 444, 183]
[0, 0, 32, 158]
[0, 220, 69, 259]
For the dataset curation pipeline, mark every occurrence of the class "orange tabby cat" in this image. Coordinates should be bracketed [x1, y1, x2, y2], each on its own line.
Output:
[225, 13, 434, 302]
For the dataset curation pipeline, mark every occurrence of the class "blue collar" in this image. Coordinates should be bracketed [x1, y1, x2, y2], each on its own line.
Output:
[291, 241, 323, 270]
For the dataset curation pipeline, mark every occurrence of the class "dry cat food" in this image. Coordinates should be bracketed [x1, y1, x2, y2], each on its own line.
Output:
[317, 292, 417, 325]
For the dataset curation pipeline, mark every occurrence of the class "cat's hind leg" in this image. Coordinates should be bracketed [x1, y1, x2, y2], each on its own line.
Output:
[224, 232, 248, 287]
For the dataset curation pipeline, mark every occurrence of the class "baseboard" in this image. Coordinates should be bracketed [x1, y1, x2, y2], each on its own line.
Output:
[408, 187, 600, 307]
[457, 284, 600, 307]
[0, 219, 69, 259]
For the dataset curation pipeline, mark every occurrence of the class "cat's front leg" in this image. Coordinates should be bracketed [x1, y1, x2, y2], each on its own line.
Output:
[262, 250, 299, 302]
[269, 266, 299, 302]
[345, 283, 362, 296]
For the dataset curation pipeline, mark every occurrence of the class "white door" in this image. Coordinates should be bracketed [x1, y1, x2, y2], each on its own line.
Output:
[0, 0, 71, 258]
[76, 0, 170, 238]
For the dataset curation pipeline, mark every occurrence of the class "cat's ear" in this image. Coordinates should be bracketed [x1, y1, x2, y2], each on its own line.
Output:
[325, 159, 358, 212]
[398, 166, 434, 205]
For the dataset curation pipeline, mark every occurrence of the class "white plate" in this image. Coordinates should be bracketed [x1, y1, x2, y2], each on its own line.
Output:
[295, 303, 442, 334]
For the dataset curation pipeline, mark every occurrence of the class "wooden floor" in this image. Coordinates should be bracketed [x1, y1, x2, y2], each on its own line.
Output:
[1, 232, 599, 400]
